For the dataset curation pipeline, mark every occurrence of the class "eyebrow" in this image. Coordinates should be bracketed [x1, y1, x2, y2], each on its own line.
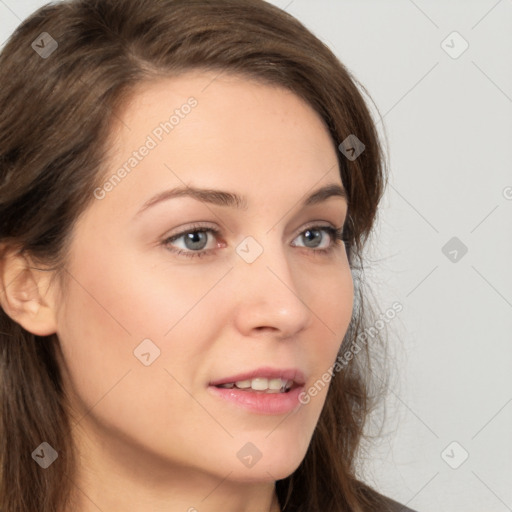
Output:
[135, 182, 347, 217]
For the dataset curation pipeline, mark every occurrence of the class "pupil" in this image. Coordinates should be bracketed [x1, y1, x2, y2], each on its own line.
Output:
[185, 231, 207, 250]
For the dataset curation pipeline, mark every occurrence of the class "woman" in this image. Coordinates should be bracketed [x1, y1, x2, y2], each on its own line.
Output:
[0, 0, 416, 510]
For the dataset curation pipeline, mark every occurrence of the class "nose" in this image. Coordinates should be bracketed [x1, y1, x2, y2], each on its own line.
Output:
[230, 239, 313, 340]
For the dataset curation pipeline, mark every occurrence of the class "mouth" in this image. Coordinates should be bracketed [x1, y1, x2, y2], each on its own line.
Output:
[207, 367, 306, 414]
[214, 377, 297, 394]
[209, 367, 306, 392]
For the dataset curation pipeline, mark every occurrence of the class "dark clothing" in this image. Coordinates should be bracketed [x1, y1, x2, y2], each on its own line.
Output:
[378, 492, 418, 512]
[357, 481, 419, 512]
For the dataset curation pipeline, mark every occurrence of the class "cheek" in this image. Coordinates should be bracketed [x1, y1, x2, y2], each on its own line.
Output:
[306, 258, 354, 340]
[300, 263, 354, 405]
[321, 264, 353, 334]
[54, 248, 229, 423]
[54, 252, 224, 467]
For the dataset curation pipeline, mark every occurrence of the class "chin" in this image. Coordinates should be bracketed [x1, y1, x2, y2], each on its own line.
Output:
[227, 459, 303, 484]
[221, 442, 308, 483]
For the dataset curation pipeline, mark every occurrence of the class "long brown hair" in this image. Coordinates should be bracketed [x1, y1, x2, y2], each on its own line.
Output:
[0, 0, 392, 510]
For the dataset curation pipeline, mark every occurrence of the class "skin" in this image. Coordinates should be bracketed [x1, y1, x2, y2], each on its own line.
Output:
[1, 70, 353, 511]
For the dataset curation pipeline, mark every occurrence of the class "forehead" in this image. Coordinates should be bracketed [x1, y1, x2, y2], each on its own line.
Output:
[96, 70, 341, 213]
[112, 70, 335, 157]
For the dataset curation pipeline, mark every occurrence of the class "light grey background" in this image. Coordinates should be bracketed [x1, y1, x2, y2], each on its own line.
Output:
[1, 1, 511, 511]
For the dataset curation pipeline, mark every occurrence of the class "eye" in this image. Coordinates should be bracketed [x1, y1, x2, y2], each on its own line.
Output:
[162, 222, 346, 259]
[293, 226, 333, 249]
[163, 224, 222, 259]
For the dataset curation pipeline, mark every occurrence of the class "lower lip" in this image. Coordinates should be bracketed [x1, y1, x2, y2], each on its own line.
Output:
[207, 385, 304, 415]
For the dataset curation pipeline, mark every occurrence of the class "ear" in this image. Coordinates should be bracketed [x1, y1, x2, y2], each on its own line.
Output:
[0, 246, 58, 336]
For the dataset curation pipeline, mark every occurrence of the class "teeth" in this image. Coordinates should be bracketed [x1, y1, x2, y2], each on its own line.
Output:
[250, 378, 268, 391]
[217, 378, 293, 392]
[268, 378, 284, 390]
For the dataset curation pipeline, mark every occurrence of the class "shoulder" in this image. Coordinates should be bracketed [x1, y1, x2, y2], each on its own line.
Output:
[380, 495, 418, 512]
[355, 480, 419, 512]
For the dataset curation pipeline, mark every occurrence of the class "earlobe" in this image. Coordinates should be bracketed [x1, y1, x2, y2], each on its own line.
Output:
[0, 247, 58, 336]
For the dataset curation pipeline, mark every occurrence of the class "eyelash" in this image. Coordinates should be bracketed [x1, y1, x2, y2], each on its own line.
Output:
[162, 222, 347, 259]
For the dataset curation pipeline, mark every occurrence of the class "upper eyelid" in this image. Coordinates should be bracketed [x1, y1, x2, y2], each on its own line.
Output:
[166, 221, 342, 241]
[165, 222, 219, 239]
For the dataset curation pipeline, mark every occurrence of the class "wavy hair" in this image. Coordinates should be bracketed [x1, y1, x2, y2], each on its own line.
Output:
[0, 1, 393, 510]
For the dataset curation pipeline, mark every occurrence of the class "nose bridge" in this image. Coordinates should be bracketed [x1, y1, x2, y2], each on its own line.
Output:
[235, 233, 294, 291]
[231, 233, 311, 336]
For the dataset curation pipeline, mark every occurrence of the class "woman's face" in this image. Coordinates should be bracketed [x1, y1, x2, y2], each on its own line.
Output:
[54, 71, 353, 484]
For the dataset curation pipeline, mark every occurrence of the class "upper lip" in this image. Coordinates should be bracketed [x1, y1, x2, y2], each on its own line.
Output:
[209, 366, 306, 387]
